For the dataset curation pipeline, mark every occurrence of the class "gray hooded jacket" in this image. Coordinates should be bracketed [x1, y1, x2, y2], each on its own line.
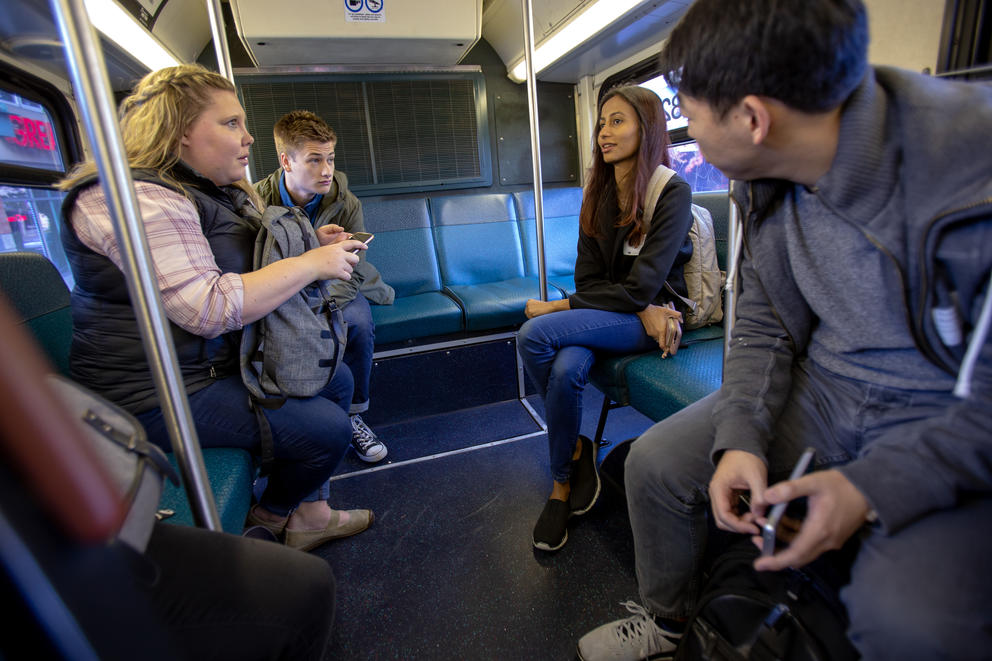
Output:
[715, 67, 992, 534]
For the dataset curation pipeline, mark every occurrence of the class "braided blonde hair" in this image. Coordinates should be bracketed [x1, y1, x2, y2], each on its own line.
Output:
[60, 64, 262, 209]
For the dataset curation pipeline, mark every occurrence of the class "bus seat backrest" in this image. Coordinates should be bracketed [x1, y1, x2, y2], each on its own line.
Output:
[361, 197, 443, 298]
[430, 194, 525, 286]
[0, 251, 72, 376]
[514, 188, 583, 278]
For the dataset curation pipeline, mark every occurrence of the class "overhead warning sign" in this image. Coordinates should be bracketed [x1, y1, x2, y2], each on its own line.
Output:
[345, 0, 385, 23]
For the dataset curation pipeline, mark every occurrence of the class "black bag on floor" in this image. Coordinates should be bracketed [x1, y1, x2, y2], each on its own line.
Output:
[674, 540, 859, 661]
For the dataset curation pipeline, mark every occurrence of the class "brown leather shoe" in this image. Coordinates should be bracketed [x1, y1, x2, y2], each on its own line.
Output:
[284, 509, 374, 552]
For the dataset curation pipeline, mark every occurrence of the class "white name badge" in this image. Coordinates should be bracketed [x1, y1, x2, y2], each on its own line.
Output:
[623, 236, 644, 256]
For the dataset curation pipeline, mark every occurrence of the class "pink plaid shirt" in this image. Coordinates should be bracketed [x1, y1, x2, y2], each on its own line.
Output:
[71, 182, 245, 338]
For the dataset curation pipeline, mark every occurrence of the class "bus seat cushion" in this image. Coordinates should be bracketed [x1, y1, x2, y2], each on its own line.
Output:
[365, 227, 442, 297]
[371, 292, 464, 344]
[445, 277, 564, 332]
[159, 448, 253, 535]
[625, 338, 724, 422]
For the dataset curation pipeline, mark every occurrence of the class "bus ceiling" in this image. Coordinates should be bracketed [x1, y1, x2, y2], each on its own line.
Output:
[2, 0, 688, 94]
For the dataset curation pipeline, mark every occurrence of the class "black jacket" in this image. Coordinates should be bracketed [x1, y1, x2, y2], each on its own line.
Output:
[569, 175, 693, 313]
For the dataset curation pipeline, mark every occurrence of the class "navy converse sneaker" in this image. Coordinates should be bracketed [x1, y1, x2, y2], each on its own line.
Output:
[350, 415, 387, 462]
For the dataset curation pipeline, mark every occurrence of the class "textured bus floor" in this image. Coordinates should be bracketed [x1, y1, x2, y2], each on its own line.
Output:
[317, 391, 655, 660]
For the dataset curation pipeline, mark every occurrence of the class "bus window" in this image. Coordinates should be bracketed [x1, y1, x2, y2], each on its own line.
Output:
[0, 185, 72, 286]
[640, 75, 729, 193]
[0, 83, 74, 286]
[667, 141, 729, 194]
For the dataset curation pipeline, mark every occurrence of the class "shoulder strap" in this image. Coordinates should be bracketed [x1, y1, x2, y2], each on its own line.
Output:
[642, 164, 677, 230]
[643, 165, 698, 314]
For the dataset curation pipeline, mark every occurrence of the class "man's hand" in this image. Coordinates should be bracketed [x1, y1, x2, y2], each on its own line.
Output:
[752, 469, 870, 572]
[636, 303, 682, 358]
[525, 298, 569, 319]
[315, 224, 348, 246]
[709, 450, 767, 535]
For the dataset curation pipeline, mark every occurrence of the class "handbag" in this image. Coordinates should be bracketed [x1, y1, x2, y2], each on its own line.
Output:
[45, 375, 179, 551]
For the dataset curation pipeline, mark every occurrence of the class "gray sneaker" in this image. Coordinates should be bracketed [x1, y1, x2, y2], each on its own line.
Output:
[577, 601, 681, 661]
[350, 415, 387, 462]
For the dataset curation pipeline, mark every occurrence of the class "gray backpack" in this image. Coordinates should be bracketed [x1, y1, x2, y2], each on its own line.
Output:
[643, 165, 724, 329]
[239, 205, 346, 469]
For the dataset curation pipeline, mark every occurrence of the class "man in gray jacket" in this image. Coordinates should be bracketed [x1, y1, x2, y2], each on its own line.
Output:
[578, 1, 992, 660]
[257, 111, 395, 464]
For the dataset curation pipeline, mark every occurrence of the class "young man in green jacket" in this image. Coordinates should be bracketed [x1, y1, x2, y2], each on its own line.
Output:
[256, 111, 395, 463]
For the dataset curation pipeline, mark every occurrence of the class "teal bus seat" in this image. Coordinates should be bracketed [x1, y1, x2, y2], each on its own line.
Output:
[514, 188, 583, 296]
[159, 449, 253, 535]
[0, 251, 73, 376]
[363, 197, 464, 343]
[432, 194, 564, 332]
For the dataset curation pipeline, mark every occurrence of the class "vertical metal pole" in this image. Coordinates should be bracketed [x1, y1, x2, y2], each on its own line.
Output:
[206, 0, 234, 83]
[49, 0, 222, 531]
[522, 0, 549, 302]
[723, 180, 743, 363]
[205, 0, 251, 183]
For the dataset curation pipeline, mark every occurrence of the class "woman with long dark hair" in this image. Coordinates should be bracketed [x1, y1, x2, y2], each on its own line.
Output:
[518, 84, 694, 551]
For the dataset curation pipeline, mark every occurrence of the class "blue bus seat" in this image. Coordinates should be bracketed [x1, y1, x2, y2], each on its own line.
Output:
[0, 251, 252, 534]
[159, 449, 253, 534]
[362, 197, 463, 344]
[514, 188, 583, 296]
[431, 193, 564, 332]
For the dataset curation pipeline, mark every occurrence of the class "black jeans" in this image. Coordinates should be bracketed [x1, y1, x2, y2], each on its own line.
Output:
[141, 522, 335, 660]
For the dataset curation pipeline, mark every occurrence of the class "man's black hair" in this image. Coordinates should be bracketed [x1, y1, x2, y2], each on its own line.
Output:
[659, 0, 869, 116]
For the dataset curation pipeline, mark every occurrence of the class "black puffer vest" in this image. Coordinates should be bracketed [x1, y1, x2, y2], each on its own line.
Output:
[61, 164, 258, 414]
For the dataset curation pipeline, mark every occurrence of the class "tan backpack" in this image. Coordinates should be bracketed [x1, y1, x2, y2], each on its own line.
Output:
[643, 164, 724, 329]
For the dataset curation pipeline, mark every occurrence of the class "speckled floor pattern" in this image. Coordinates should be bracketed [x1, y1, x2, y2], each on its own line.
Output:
[316, 390, 657, 660]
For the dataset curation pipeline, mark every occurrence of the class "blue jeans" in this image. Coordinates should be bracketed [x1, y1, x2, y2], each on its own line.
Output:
[341, 293, 374, 414]
[137, 366, 354, 516]
[625, 360, 992, 659]
[517, 308, 657, 483]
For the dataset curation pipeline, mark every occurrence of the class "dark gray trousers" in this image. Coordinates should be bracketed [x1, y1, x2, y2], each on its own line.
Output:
[625, 360, 992, 660]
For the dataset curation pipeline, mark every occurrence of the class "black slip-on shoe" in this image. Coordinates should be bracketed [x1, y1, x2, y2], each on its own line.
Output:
[533, 498, 570, 551]
[569, 435, 601, 516]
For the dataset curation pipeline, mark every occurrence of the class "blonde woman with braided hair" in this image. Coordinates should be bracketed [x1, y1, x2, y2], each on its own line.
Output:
[60, 64, 374, 553]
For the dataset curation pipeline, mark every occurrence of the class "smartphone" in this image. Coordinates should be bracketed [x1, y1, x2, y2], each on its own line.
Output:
[761, 447, 815, 557]
[349, 232, 374, 252]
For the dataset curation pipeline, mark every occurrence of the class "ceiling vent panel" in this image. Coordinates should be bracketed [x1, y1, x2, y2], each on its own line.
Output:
[230, 0, 482, 67]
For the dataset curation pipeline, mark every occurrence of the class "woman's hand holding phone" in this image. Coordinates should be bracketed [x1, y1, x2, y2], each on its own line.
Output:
[637, 303, 682, 357]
